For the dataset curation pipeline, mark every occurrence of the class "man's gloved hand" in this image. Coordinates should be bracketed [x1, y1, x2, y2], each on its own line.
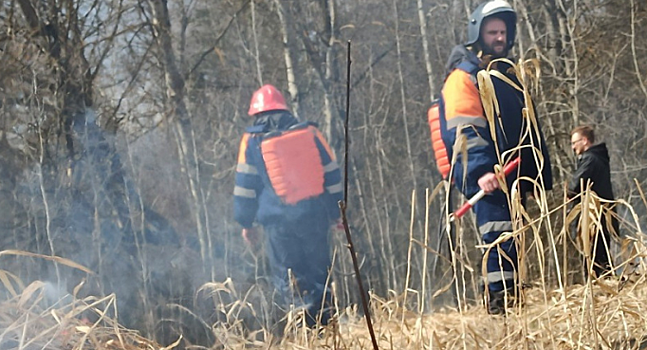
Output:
[331, 218, 345, 234]
[242, 227, 259, 247]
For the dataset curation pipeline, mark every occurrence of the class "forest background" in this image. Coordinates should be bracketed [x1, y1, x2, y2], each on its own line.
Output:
[1, 0, 646, 347]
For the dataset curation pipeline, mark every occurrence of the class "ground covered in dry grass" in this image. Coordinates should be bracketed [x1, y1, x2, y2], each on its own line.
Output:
[2, 270, 647, 350]
[339, 279, 647, 350]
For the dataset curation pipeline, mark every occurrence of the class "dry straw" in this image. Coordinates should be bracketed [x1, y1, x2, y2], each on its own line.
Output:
[2, 263, 647, 349]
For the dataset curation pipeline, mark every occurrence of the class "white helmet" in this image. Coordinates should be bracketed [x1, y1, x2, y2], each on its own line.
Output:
[466, 0, 517, 50]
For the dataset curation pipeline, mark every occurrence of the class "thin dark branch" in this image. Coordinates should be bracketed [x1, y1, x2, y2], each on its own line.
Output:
[351, 42, 395, 88]
[340, 40, 380, 350]
[188, 0, 251, 78]
[90, 0, 128, 81]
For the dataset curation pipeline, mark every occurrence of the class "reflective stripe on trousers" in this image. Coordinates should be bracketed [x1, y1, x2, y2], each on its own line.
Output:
[473, 190, 517, 292]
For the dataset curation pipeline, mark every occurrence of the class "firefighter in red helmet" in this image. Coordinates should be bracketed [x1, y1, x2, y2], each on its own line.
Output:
[233, 84, 343, 327]
[247, 84, 289, 116]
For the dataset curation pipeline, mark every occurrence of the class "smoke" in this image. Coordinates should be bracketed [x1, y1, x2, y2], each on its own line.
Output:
[0, 105, 269, 348]
[2, 109, 204, 330]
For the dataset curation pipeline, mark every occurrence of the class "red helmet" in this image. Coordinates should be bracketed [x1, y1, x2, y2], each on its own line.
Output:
[248, 84, 289, 116]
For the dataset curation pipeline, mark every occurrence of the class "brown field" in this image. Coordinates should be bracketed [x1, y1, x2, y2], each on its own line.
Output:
[2, 251, 646, 350]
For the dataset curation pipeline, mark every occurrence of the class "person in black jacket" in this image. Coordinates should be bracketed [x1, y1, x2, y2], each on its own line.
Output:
[568, 125, 617, 278]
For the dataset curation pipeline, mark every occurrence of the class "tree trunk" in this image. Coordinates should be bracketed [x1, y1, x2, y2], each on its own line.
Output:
[392, 0, 417, 190]
[273, 0, 300, 118]
[322, 0, 340, 144]
[251, 0, 264, 85]
[417, 0, 436, 101]
[146, 0, 210, 272]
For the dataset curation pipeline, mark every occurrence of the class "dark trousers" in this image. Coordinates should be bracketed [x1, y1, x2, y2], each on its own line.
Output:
[576, 206, 616, 279]
[473, 190, 517, 292]
[588, 214, 615, 278]
[263, 215, 332, 326]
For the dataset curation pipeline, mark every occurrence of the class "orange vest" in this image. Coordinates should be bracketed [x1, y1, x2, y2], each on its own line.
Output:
[427, 102, 450, 179]
[261, 125, 325, 205]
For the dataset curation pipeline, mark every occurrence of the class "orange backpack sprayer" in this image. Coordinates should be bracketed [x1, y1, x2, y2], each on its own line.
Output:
[261, 125, 325, 205]
[427, 101, 450, 179]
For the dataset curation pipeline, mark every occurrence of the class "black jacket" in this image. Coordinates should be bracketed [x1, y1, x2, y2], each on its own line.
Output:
[568, 143, 615, 201]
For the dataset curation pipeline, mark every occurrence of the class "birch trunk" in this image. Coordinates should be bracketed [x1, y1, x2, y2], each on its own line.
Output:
[392, 0, 417, 190]
[251, 0, 264, 85]
[416, 0, 436, 101]
[322, 0, 339, 144]
[273, 0, 300, 118]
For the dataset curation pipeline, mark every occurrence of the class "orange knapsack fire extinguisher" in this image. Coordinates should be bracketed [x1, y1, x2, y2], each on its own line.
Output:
[427, 101, 450, 179]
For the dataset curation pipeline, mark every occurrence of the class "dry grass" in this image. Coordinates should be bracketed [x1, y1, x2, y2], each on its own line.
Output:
[343, 279, 647, 350]
[0, 279, 168, 350]
[2, 254, 647, 350]
[3, 179, 647, 349]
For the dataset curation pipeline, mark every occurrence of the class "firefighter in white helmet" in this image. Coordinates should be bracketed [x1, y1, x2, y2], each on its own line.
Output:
[437, 0, 553, 314]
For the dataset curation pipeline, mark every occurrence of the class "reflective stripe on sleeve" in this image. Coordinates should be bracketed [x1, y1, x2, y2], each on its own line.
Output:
[327, 183, 343, 194]
[234, 186, 256, 198]
[236, 163, 258, 175]
[465, 136, 489, 150]
[324, 161, 339, 173]
[446, 116, 488, 129]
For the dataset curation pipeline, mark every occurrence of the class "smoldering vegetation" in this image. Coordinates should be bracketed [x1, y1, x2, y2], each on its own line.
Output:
[1, 0, 647, 349]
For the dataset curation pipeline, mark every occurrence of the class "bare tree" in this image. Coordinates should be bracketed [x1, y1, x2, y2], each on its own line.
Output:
[273, 0, 301, 117]
[145, 0, 213, 276]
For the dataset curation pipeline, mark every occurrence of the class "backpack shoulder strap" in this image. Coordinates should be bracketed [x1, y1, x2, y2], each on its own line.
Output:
[288, 121, 318, 131]
[456, 60, 480, 77]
